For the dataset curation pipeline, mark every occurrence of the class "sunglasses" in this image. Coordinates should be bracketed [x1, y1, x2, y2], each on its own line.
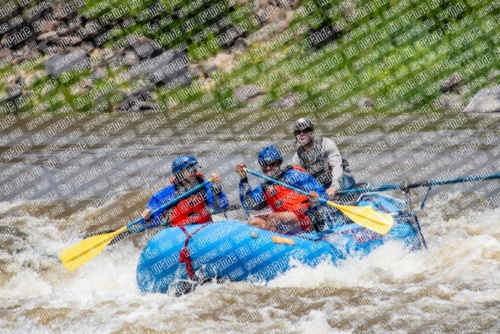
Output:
[294, 127, 313, 136]
[176, 163, 198, 178]
[185, 163, 198, 172]
[259, 161, 280, 168]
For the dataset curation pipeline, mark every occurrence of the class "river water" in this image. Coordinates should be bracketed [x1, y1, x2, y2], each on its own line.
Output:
[0, 108, 499, 333]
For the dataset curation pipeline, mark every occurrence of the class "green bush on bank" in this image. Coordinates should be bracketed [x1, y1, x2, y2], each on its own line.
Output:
[1, 0, 498, 114]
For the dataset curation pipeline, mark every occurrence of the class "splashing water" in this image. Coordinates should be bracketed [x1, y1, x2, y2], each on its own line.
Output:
[1, 192, 498, 333]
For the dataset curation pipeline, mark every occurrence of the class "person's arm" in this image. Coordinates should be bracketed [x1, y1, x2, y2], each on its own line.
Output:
[208, 180, 229, 211]
[236, 162, 268, 211]
[239, 180, 268, 211]
[286, 170, 328, 207]
[290, 151, 304, 168]
[323, 138, 344, 191]
[142, 187, 176, 228]
[308, 175, 328, 202]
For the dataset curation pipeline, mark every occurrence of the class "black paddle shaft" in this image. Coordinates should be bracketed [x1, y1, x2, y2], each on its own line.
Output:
[337, 173, 500, 195]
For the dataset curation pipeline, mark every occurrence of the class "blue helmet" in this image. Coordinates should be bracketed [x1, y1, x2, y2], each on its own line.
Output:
[258, 146, 283, 166]
[172, 155, 199, 175]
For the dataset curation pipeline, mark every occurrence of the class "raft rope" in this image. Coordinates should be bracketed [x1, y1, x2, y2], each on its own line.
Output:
[420, 184, 432, 211]
[401, 182, 430, 250]
[177, 183, 431, 276]
[178, 223, 211, 281]
[416, 184, 431, 249]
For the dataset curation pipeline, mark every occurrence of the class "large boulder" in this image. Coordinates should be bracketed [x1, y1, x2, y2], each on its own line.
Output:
[234, 85, 265, 101]
[8, 78, 23, 100]
[129, 49, 190, 86]
[45, 50, 89, 77]
[131, 37, 156, 59]
[436, 93, 464, 109]
[115, 85, 160, 112]
[37, 31, 58, 45]
[268, 92, 298, 109]
[38, 20, 65, 34]
[357, 97, 374, 108]
[463, 86, 500, 113]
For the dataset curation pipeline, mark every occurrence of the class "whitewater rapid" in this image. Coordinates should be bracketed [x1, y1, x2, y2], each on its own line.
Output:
[1, 191, 498, 333]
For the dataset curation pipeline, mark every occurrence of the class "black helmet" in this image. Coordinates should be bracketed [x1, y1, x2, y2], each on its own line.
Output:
[293, 118, 314, 135]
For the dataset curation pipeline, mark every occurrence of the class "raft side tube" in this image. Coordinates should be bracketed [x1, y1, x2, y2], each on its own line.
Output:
[137, 221, 421, 294]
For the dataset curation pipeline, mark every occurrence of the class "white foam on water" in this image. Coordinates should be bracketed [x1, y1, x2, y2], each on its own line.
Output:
[0, 201, 22, 214]
[268, 241, 427, 289]
[3, 237, 188, 333]
[1, 191, 499, 332]
[266, 202, 500, 328]
[1, 209, 181, 332]
[295, 310, 352, 334]
[1, 268, 52, 298]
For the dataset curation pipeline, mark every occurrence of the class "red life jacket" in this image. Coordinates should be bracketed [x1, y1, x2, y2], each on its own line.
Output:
[168, 173, 212, 227]
[263, 165, 310, 214]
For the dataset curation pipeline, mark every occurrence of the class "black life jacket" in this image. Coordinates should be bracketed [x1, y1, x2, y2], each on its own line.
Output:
[297, 137, 351, 187]
[297, 137, 331, 186]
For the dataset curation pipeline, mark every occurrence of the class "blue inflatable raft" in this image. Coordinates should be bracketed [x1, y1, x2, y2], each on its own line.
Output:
[136, 193, 423, 294]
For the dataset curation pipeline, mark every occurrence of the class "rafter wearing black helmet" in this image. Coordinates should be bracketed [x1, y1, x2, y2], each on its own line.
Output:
[291, 118, 355, 199]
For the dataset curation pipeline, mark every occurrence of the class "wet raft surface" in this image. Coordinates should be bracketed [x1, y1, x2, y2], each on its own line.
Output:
[137, 219, 422, 294]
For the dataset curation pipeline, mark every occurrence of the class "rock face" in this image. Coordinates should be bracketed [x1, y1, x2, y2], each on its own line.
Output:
[357, 97, 374, 108]
[463, 86, 500, 113]
[45, 51, 88, 77]
[131, 37, 155, 59]
[0, 48, 12, 60]
[129, 49, 190, 86]
[268, 92, 297, 109]
[234, 85, 265, 101]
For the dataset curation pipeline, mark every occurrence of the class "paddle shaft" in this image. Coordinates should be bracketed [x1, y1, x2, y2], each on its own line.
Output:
[245, 168, 395, 234]
[246, 169, 328, 205]
[60, 180, 213, 271]
[126, 179, 212, 232]
[336, 173, 500, 195]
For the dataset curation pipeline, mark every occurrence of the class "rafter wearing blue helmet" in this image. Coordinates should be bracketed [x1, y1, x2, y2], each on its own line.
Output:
[141, 155, 229, 228]
[236, 146, 328, 234]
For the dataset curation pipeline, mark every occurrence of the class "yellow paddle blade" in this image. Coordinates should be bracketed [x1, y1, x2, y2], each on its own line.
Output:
[60, 226, 128, 271]
[327, 201, 394, 235]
